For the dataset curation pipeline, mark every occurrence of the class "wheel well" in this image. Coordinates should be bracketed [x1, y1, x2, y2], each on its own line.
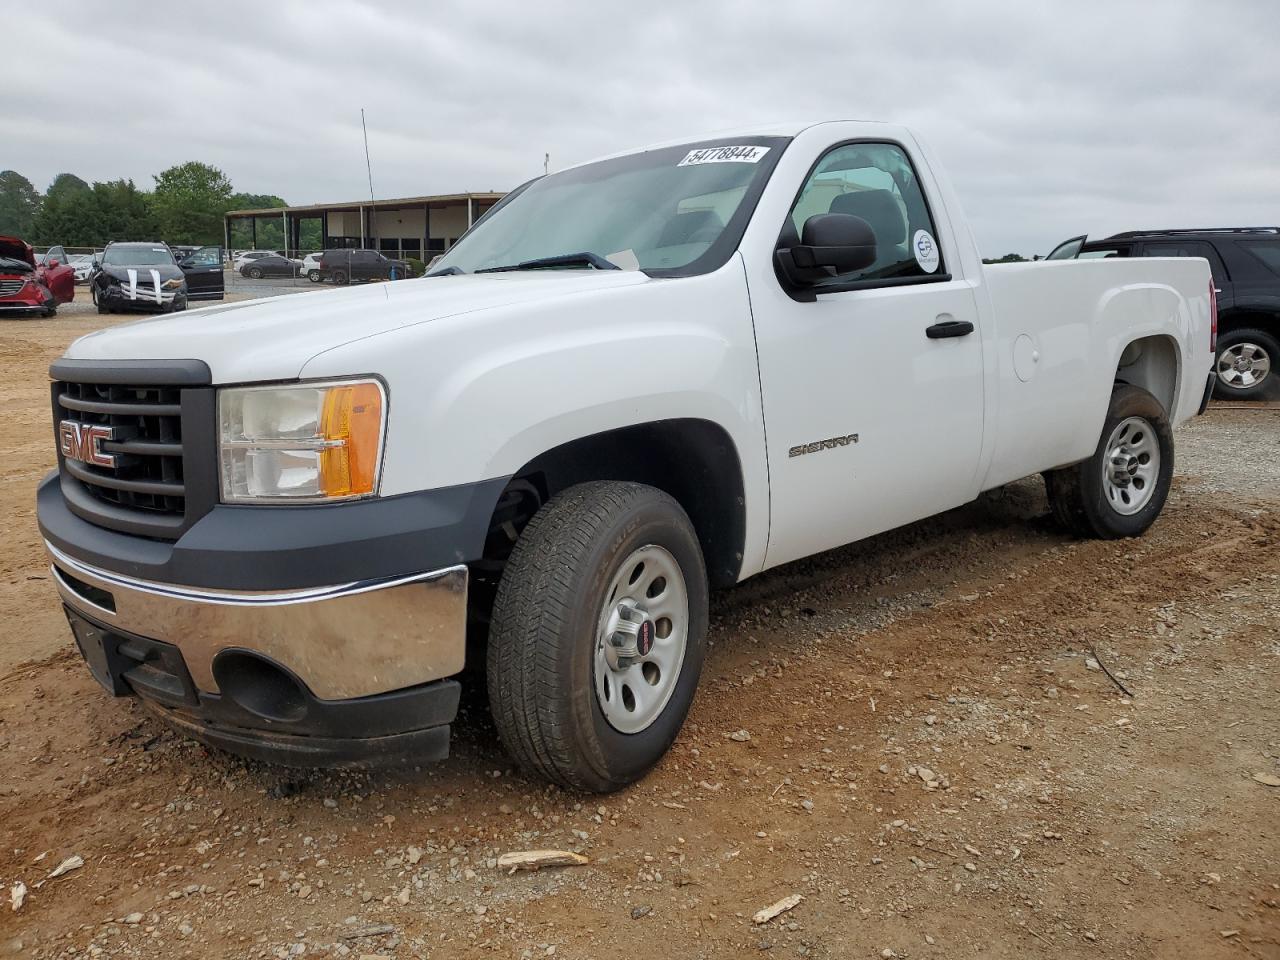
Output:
[1115, 334, 1179, 415]
[478, 420, 747, 594]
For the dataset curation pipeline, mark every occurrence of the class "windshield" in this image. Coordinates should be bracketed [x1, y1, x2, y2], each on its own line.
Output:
[103, 245, 176, 267]
[431, 137, 789, 277]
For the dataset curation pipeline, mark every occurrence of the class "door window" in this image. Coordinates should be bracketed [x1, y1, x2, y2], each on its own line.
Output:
[1237, 239, 1280, 276]
[187, 246, 221, 267]
[1141, 241, 1228, 283]
[786, 142, 944, 287]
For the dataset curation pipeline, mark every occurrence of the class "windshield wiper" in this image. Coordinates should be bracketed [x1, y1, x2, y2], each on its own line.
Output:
[425, 265, 464, 277]
[475, 252, 621, 273]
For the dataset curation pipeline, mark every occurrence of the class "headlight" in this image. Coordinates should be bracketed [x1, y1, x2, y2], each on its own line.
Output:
[218, 380, 386, 503]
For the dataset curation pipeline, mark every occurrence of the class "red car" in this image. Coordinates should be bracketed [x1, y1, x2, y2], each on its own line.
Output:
[0, 236, 75, 317]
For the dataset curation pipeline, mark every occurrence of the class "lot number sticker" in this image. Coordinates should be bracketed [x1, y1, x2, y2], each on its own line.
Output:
[913, 229, 940, 273]
[678, 145, 771, 166]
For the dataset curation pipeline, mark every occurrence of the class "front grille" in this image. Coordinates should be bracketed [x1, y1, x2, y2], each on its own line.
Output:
[55, 381, 187, 516]
[0, 278, 26, 296]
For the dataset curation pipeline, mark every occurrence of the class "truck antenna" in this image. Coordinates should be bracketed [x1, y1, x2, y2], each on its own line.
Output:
[362, 108, 378, 250]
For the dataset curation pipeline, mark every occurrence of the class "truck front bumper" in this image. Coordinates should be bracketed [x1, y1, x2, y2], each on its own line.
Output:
[47, 543, 468, 767]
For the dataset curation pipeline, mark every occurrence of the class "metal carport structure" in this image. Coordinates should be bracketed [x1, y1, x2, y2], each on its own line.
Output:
[223, 192, 505, 260]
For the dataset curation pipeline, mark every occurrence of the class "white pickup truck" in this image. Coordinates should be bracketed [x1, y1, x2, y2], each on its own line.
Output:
[38, 120, 1216, 792]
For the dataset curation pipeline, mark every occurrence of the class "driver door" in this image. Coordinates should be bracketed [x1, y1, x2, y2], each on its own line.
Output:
[749, 140, 986, 568]
[180, 245, 225, 301]
[38, 245, 76, 303]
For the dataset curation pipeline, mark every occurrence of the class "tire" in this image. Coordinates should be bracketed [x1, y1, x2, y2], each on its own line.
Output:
[332, 270, 348, 285]
[1044, 383, 1174, 539]
[1213, 327, 1277, 400]
[247, 267, 263, 280]
[487, 481, 708, 792]
[308, 270, 321, 283]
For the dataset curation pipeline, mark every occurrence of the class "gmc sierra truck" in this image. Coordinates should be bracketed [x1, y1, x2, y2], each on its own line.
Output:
[37, 121, 1216, 792]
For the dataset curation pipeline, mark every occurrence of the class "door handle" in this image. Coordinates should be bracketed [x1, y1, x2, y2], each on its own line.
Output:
[925, 319, 974, 339]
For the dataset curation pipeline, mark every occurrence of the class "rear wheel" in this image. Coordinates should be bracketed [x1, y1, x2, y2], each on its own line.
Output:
[308, 270, 321, 283]
[333, 270, 349, 285]
[247, 267, 263, 280]
[1044, 383, 1174, 539]
[1213, 327, 1276, 400]
[487, 481, 708, 792]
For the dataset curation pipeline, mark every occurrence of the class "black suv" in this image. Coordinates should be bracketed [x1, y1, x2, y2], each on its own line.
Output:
[1049, 228, 1280, 399]
[317, 249, 412, 285]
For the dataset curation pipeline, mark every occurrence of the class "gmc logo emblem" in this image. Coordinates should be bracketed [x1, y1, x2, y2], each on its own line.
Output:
[59, 421, 117, 468]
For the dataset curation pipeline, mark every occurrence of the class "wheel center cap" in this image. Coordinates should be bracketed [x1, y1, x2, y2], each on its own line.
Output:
[637, 619, 654, 657]
[1235, 357, 1252, 372]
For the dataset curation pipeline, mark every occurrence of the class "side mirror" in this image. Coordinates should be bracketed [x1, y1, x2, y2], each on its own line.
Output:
[776, 213, 877, 287]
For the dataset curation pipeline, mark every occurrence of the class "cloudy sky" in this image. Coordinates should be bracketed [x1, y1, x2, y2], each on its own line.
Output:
[8, 0, 1278, 256]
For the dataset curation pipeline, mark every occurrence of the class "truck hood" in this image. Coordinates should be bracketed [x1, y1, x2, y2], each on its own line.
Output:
[63, 270, 654, 382]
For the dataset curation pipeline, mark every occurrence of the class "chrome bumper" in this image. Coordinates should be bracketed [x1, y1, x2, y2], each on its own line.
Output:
[46, 541, 467, 700]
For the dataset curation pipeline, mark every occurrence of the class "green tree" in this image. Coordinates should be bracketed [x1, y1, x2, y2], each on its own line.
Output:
[152, 161, 233, 244]
[982, 252, 1028, 264]
[31, 173, 92, 245]
[0, 170, 41, 237]
[87, 180, 158, 243]
[228, 192, 286, 211]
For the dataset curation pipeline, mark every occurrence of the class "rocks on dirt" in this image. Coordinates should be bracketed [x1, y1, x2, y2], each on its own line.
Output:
[496, 850, 589, 872]
[47, 854, 83, 879]
[728, 729, 752, 742]
[1251, 772, 1280, 787]
[753, 893, 804, 924]
[9, 881, 27, 912]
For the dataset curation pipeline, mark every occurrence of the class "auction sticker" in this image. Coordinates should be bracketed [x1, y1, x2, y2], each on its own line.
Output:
[913, 229, 940, 273]
[678, 145, 770, 166]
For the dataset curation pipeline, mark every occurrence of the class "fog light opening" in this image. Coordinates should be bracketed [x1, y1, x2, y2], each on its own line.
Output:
[213, 651, 309, 723]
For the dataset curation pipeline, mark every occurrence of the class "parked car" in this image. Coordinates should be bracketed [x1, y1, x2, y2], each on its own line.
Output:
[318, 248, 411, 284]
[89, 242, 190, 313]
[0, 236, 75, 317]
[239, 254, 301, 279]
[1049, 228, 1279, 399]
[39, 121, 1214, 788]
[232, 250, 283, 272]
[300, 252, 324, 282]
[69, 254, 96, 284]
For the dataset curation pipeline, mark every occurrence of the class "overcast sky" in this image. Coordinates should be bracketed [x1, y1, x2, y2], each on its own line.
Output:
[7, 0, 1278, 256]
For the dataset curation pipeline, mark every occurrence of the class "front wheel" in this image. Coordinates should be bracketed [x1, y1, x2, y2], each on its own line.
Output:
[487, 481, 708, 792]
[1213, 328, 1276, 400]
[1044, 383, 1174, 539]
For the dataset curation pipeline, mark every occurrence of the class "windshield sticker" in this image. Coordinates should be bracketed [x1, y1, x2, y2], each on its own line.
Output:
[678, 145, 770, 166]
[913, 230, 940, 273]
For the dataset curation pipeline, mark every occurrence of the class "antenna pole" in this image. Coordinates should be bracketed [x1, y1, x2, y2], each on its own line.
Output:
[544, 152, 550, 176]
[362, 108, 377, 250]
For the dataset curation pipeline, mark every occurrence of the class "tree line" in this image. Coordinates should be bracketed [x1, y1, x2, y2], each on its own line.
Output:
[0, 162, 288, 249]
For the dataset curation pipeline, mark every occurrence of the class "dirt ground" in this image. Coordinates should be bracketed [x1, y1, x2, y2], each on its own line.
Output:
[1, 312, 1278, 960]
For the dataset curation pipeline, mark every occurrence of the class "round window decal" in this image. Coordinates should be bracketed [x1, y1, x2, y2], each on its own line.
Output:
[913, 230, 940, 273]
